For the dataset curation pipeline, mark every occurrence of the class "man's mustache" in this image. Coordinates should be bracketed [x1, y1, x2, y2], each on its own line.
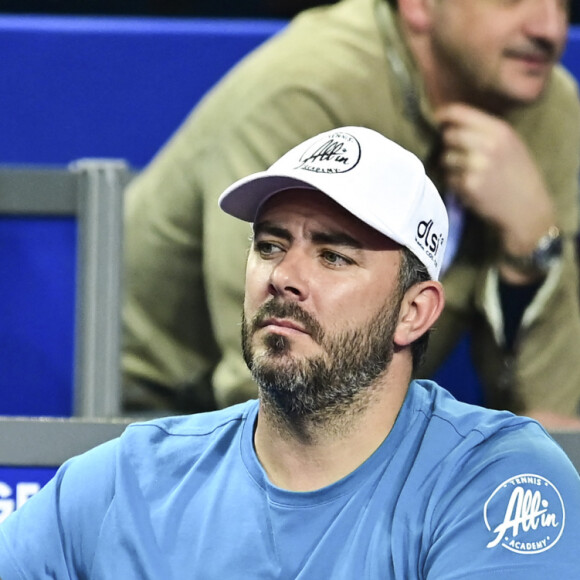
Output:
[250, 299, 325, 344]
[506, 37, 560, 63]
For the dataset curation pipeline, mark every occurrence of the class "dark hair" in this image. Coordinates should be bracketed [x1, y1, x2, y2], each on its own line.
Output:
[398, 247, 431, 372]
[385, 0, 398, 9]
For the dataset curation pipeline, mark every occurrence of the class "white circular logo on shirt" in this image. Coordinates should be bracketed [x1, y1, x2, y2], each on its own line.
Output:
[296, 131, 361, 174]
[484, 473, 565, 554]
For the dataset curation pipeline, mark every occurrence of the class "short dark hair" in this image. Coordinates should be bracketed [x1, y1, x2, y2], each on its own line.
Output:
[398, 247, 431, 372]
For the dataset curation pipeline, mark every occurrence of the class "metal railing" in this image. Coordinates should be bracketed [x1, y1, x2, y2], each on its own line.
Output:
[0, 160, 132, 418]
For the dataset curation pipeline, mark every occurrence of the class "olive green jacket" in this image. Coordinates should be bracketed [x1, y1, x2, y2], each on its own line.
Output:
[123, 0, 580, 415]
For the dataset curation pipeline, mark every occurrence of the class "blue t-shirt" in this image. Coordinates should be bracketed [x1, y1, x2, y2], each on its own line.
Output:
[1, 380, 579, 579]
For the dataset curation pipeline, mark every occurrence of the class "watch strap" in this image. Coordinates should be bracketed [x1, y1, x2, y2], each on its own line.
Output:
[501, 226, 562, 274]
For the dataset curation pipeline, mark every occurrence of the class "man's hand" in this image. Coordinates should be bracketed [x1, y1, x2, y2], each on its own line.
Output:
[435, 103, 557, 283]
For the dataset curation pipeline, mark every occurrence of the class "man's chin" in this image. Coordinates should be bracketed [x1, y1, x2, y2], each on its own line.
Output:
[477, 85, 546, 115]
[252, 351, 305, 374]
[500, 74, 551, 106]
[256, 332, 321, 358]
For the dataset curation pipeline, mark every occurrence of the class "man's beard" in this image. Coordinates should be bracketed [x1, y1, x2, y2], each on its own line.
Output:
[241, 294, 402, 424]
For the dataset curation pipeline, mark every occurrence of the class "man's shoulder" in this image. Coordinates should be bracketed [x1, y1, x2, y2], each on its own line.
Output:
[412, 381, 579, 485]
[412, 380, 568, 459]
[407, 383, 580, 576]
[539, 64, 580, 122]
[413, 379, 530, 430]
[123, 400, 258, 445]
[188, 0, 386, 133]
[552, 64, 580, 101]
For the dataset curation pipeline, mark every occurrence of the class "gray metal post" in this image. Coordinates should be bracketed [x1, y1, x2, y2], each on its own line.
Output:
[72, 159, 131, 418]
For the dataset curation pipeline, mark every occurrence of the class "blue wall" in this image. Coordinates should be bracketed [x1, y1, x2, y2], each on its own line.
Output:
[0, 16, 286, 168]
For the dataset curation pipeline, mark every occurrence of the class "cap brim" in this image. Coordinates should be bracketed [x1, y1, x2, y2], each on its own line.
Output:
[218, 173, 319, 222]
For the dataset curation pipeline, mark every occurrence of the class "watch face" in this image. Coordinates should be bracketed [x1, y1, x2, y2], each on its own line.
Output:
[534, 231, 563, 271]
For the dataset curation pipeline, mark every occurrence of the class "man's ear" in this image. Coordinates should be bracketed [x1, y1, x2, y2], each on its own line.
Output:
[394, 280, 444, 347]
[397, 0, 434, 33]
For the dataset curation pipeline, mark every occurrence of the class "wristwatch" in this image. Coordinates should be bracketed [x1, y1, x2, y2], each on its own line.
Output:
[501, 226, 563, 275]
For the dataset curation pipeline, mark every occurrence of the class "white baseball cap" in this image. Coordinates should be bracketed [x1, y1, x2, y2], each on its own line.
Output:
[219, 126, 448, 280]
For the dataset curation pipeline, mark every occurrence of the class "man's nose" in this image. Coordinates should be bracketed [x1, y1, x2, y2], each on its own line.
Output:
[267, 250, 310, 300]
[524, 0, 568, 45]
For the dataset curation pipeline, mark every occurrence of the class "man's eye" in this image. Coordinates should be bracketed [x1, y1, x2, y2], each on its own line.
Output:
[322, 250, 352, 266]
[256, 241, 282, 257]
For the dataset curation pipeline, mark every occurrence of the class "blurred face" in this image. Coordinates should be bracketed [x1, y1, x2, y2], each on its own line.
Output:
[241, 189, 405, 419]
[428, 0, 569, 108]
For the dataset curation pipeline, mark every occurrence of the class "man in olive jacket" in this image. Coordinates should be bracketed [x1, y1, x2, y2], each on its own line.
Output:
[123, 0, 580, 428]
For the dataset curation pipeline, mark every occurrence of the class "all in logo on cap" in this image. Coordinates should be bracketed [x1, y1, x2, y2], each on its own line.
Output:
[484, 474, 565, 554]
[296, 131, 361, 174]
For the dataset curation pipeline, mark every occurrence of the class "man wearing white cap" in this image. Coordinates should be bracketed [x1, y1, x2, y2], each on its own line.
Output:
[1, 128, 579, 577]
